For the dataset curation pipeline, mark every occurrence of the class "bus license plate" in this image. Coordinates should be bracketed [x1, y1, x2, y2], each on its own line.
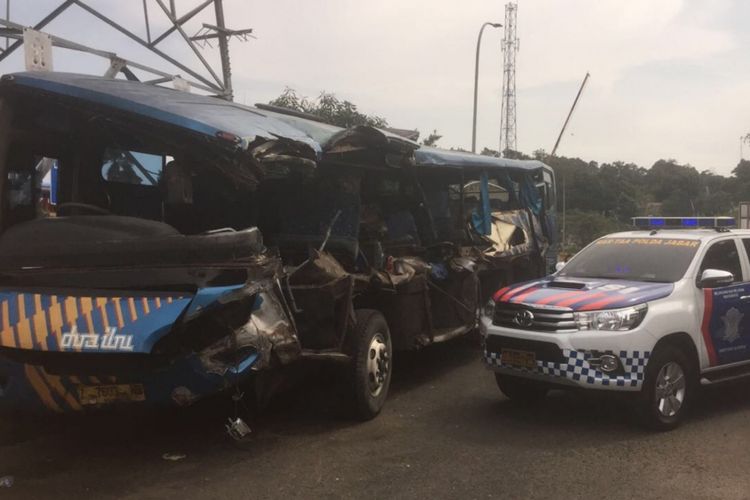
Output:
[78, 384, 146, 405]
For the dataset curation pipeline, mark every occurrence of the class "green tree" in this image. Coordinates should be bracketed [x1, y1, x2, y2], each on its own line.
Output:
[422, 130, 442, 147]
[562, 209, 627, 252]
[645, 159, 701, 214]
[546, 155, 606, 213]
[731, 159, 750, 204]
[532, 149, 548, 161]
[732, 159, 750, 181]
[598, 162, 647, 220]
[696, 170, 733, 215]
[502, 149, 531, 160]
[269, 88, 388, 128]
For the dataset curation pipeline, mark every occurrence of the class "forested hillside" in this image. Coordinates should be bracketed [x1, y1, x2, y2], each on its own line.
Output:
[517, 150, 750, 251]
[268, 89, 749, 253]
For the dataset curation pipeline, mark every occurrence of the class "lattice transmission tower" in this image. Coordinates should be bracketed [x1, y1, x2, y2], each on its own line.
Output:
[499, 2, 519, 155]
[0, 0, 253, 101]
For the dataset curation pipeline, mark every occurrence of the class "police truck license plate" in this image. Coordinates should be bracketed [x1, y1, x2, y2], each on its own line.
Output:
[78, 384, 146, 405]
[501, 349, 536, 369]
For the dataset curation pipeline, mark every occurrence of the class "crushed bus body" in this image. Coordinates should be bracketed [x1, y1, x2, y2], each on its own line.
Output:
[0, 71, 556, 419]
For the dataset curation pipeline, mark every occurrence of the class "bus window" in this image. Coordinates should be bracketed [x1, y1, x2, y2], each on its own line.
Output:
[463, 180, 509, 209]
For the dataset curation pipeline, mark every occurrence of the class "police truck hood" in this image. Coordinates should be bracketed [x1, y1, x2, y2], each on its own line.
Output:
[492, 277, 674, 311]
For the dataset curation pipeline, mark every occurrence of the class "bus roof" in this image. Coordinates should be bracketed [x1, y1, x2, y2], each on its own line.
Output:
[1, 72, 417, 160]
[2, 72, 549, 175]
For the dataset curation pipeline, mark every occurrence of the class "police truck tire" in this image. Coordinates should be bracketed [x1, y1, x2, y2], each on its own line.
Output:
[348, 309, 392, 421]
[637, 345, 694, 431]
[495, 374, 548, 403]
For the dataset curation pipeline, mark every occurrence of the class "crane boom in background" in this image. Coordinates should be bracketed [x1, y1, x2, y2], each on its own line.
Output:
[551, 71, 590, 157]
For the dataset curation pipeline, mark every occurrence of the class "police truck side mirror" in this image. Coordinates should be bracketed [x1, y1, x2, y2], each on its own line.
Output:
[698, 269, 734, 288]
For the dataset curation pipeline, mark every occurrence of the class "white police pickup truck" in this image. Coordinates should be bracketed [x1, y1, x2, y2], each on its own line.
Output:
[480, 216, 750, 429]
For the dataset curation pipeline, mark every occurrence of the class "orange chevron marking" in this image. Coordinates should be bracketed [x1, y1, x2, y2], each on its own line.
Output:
[97, 298, 110, 330]
[80, 297, 94, 334]
[25, 364, 62, 412]
[39, 369, 83, 411]
[0, 327, 13, 348]
[0, 301, 14, 348]
[64, 297, 77, 323]
[16, 295, 33, 349]
[30, 294, 47, 350]
[16, 319, 32, 349]
[32, 308, 49, 351]
[113, 298, 125, 328]
[48, 302, 64, 348]
[1, 300, 9, 330]
[128, 298, 137, 321]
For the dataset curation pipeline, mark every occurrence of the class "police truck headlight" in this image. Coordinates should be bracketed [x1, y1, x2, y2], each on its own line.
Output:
[574, 304, 647, 331]
[483, 300, 496, 318]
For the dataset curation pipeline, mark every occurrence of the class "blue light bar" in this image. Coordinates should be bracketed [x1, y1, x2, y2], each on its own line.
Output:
[682, 218, 698, 227]
[632, 216, 736, 229]
[717, 217, 735, 227]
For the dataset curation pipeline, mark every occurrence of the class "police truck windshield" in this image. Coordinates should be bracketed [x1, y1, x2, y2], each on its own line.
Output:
[558, 237, 700, 283]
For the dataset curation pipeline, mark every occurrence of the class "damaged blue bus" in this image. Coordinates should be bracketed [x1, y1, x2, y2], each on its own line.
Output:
[0, 71, 555, 419]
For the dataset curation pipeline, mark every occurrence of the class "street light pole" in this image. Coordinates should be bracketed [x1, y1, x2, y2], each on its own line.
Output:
[472, 21, 502, 153]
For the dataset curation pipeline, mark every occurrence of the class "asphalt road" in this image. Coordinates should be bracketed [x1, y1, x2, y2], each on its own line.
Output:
[1, 337, 750, 500]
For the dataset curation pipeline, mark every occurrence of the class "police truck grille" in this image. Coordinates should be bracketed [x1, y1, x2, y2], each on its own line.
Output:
[492, 302, 577, 333]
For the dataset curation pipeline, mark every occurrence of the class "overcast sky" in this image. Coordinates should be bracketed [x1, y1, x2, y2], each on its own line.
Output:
[6, 0, 750, 174]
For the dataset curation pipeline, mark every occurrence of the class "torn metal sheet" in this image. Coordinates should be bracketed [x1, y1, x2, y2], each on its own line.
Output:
[249, 136, 317, 173]
[325, 125, 418, 157]
[483, 210, 536, 257]
[289, 249, 348, 286]
[198, 286, 300, 374]
[372, 257, 430, 289]
[237, 289, 300, 369]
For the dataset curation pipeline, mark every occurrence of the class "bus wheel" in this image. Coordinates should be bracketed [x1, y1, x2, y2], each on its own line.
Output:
[348, 309, 392, 421]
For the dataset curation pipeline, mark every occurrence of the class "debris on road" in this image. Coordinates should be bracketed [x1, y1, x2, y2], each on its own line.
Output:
[0, 475, 14, 487]
[161, 453, 186, 462]
[226, 417, 252, 442]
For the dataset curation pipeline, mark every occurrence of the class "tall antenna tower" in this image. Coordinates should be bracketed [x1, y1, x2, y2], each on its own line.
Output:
[499, 2, 519, 156]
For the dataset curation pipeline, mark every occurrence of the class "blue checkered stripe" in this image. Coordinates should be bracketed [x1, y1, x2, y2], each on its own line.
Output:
[484, 349, 651, 388]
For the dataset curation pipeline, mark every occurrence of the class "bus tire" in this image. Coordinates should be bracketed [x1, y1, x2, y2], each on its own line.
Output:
[348, 309, 392, 421]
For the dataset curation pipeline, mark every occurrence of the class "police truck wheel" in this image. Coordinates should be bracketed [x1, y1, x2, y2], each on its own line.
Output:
[637, 345, 693, 430]
[495, 374, 548, 403]
[348, 309, 392, 421]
